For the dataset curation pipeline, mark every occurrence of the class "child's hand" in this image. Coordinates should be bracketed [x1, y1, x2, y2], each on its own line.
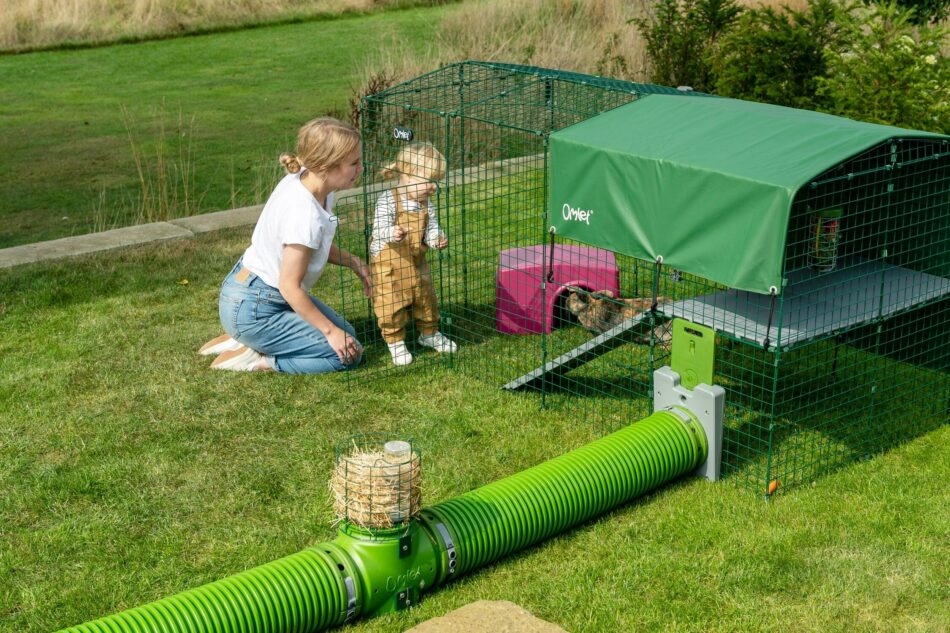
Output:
[392, 226, 407, 242]
[434, 235, 448, 250]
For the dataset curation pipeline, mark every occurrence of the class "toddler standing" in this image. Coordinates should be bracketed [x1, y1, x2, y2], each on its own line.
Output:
[370, 142, 457, 365]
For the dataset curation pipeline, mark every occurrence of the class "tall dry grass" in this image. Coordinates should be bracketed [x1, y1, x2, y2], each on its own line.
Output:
[0, 0, 418, 52]
[91, 103, 203, 232]
[360, 0, 651, 86]
[124, 103, 203, 224]
[436, 0, 650, 77]
[356, 0, 816, 89]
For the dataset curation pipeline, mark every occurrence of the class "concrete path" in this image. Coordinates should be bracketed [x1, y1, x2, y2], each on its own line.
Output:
[0, 154, 542, 270]
[0, 204, 263, 269]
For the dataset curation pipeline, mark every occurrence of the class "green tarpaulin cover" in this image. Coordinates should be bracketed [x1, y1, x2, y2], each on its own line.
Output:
[549, 94, 943, 294]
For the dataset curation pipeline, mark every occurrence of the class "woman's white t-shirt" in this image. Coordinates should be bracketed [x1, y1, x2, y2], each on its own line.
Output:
[241, 171, 337, 291]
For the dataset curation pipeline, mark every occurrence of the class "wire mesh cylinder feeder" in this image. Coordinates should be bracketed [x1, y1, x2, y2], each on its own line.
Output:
[332, 435, 421, 529]
[809, 208, 843, 272]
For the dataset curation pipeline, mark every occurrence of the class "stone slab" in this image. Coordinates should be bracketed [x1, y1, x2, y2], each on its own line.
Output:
[0, 222, 194, 269]
[170, 204, 263, 234]
[404, 600, 567, 633]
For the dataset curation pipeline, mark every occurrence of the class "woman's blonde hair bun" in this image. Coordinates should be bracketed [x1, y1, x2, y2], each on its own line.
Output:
[279, 152, 302, 174]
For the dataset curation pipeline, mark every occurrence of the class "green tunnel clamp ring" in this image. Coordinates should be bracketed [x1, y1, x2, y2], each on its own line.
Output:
[344, 576, 358, 621]
[433, 522, 457, 576]
[664, 404, 707, 463]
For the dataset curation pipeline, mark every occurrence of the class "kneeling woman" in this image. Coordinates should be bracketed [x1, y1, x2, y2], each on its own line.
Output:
[201, 117, 372, 373]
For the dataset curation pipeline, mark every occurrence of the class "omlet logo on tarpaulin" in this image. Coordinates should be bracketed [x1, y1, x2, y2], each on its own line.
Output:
[562, 203, 594, 225]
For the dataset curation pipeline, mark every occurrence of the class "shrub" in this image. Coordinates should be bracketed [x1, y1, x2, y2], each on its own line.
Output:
[347, 71, 396, 131]
[881, 0, 949, 23]
[817, 1, 950, 132]
[713, 0, 848, 109]
[632, 0, 743, 92]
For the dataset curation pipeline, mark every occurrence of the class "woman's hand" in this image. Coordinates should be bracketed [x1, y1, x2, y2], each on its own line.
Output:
[327, 326, 362, 365]
[352, 258, 373, 298]
[329, 246, 373, 298]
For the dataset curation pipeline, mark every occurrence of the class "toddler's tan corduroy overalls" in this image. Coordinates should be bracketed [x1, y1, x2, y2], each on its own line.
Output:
[371, 190, 440, 344]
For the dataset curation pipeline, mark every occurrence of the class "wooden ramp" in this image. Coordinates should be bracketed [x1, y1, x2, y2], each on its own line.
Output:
[503, 312, 657, 392]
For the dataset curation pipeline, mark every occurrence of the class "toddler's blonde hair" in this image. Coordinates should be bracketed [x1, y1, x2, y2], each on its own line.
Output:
[279, 117, 361, 175]
[381, 142, 446, 182]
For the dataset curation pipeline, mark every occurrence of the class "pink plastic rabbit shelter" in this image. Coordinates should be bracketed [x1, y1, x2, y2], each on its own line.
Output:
[495, 245, 619, 334]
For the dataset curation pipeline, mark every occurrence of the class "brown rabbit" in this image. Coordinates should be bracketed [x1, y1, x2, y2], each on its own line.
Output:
[565, 287, 672, 345]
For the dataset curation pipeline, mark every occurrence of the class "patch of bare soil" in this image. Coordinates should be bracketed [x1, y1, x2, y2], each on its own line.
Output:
[404, 600, 568, 633]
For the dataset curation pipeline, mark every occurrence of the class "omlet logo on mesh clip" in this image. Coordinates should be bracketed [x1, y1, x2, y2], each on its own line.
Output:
[562, 203, 594, 225]
[393, 126, 414, 142]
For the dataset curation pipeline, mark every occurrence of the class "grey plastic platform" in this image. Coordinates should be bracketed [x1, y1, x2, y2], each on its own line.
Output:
[503, 260, 949, 391]
[671, 260, 950, 350]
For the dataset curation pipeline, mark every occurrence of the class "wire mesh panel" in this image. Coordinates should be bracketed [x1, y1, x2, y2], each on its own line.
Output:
[758, 136, 950, 493]
[337, 71, 456, 372]
[343, 62, 655, 389]
[668, 136, 949, 494]
[332, 61, 948, 496]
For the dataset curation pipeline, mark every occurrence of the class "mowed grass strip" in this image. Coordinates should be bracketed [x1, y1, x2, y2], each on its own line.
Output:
[0, 5, 449, 248]
[0, 231, 948, 632]
[1, 0, 450, 53]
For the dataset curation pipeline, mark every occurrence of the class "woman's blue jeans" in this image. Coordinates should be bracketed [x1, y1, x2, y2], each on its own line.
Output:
[218, 261, 362, 374]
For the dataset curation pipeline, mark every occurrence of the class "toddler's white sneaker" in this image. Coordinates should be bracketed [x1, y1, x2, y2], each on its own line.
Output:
[388, 341, 414, 366]
[417, 331, 457, 353]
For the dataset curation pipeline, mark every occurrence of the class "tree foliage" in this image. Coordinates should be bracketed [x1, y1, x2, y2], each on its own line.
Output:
[632, 0, 742, 92]
[818, 1, 950, 132]
[881, 0, 949, 23]
[712, 0, 848, 109]
[636, 0, 950, 132]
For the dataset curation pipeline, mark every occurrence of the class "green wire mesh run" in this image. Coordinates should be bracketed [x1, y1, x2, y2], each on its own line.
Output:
[331, 61, 678, 386]
[319, 61, 948, 496]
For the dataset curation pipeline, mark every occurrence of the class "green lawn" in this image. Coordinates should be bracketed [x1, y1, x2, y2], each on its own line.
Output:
[0, 5, 450, 248]
[0, 231, 948, 632]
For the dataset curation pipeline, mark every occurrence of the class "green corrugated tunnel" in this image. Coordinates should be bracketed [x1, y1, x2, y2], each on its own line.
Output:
[57, 407, 706, 633]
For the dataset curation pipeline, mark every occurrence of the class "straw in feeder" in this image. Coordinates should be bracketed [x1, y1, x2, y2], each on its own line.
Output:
[332, 439, 421, 529]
